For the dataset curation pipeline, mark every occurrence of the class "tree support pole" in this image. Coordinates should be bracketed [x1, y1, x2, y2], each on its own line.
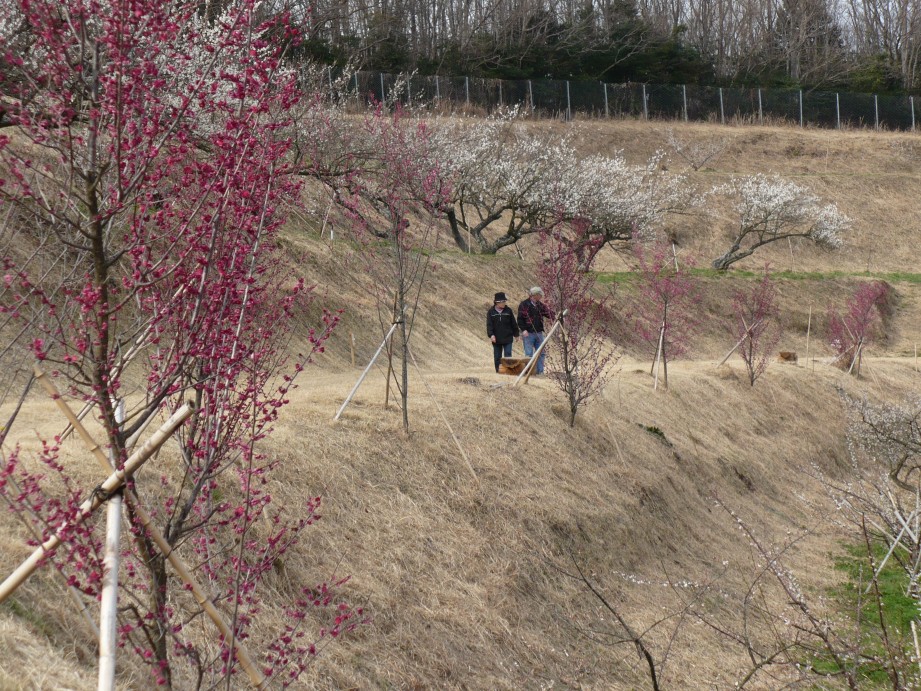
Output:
[98, 490, 122, 691]
[515, 311, 567, 387]
[0, 403, 195, 604]
[335, 321, 400, 420]
[716, 320, 763, 367]
[32, 367, 267, 689]
[98, 399, 125, 691]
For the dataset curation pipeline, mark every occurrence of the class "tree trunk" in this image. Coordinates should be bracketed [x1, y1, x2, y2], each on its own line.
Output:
[149, 554, 172, 689]
[444, 208, 471, 253]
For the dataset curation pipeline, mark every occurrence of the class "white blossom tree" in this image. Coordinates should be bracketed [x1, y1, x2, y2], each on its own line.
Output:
[427, 112, 695, 253]
[712, 174, 849, 270]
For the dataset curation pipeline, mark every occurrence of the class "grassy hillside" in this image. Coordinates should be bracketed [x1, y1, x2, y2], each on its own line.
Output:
[2, 119, 921, 689]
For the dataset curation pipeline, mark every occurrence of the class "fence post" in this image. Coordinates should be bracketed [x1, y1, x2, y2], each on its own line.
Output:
[354, 72, 359, 100]
[912, 95, 916, 131]
[465, 76, 470, 107]
[498, 80, 503, 108]
[719, 87, 725, 124]
[566, 80, 571, 121]
[682, 84, 688, 121]
[435, 75, 440, 101]
[799, 89, 803, 127]
[380, 72, 386, 103]
[836, 93, 841, 129]
[642, 83, 648, 120]
[603, 82, 609, 117]
[528, 80, 534, 112]
[328, 65, 334, 100]
[406, 75, 411, 105]
[758, 88, 763, 124]
[874, 94, 879, 129]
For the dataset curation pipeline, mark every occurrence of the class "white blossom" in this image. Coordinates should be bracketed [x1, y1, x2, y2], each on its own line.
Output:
[712, 174, 849, 269]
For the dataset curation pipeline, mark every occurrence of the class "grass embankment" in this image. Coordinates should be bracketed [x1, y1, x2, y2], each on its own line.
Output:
[2, 119, 921, 688]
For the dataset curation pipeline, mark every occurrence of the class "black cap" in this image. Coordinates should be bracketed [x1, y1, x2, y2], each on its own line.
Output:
[494, 292, 508, 303]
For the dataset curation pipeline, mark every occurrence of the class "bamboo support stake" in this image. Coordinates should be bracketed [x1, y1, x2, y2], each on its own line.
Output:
[407, 346, 478, 484]
[99, 400, 125, 691]
[515, 311, 567, 386]
[805, 306, 812, 367]
[98, 490, 122, 691]
[652, 320, 666, 391]
[32, 369, 266, 689]
[4, 475, 100, 640]
[847, 340, 863, 376]
[335, 321, 399, 421]
[717, 320, 763, 367]
[0, 403, 194, 605]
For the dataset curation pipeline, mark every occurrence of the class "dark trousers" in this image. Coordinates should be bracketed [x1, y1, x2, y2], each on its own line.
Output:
[493, 341, 513, 372]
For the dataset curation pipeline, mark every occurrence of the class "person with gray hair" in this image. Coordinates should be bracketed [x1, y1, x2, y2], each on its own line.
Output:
[517, 286, 554, 375]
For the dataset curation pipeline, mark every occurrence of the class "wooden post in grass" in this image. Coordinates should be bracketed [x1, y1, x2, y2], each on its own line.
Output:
[915, 344, 917, 371]
[32, 368, 266, 689]
[805, 306, 812, 367]
[515, 311, 567, 386]
[717, 319, 763, 367]
[335, 321, 400, 420]
[0, 403, 195, 605]
[350, 332, 355, 368]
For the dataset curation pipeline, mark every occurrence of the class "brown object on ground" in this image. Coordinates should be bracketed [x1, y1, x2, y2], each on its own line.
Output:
[778, 351, 798, 363]
[499, 357, 529, 375]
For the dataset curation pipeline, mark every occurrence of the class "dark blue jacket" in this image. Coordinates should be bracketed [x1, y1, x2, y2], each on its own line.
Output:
[487, 306, 520, 345]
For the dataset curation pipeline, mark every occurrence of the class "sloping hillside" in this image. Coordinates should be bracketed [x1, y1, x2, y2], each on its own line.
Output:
[2, 120, 921, 689]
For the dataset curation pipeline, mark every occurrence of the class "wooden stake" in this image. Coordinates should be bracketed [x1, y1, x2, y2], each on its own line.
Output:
[350, 332, 356, 368]
[915, 344, 917, 372]
[4, 475, 100, 641]
[335, 322, 399, 421]
[805, 306, 812, 367]
[32, 368, 266, 689]
[717, 319, 763, 367]
[98, 400, 125, 691]
[652, 320, 665, 390]
[0, 403, 194, 605]
[98, 492, 122, 691]
[515, 311, 567, 386]
[384, 337, 394, 409]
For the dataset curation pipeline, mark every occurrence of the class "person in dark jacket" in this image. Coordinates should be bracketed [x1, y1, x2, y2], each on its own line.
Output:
[517, 286, 554, 375]
[487, 292, 520, 372]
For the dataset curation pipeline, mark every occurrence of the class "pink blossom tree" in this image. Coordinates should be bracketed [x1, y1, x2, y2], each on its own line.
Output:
[538, 219, 619, 426]
[301, 103, 450, 432]
[0, 1, 359, 687]
[827, 280, 893, 377]
[632, 235, 701, 390]
[728, 269, 783, 386]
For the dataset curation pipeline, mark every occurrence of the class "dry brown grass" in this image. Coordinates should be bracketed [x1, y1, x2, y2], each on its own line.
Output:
[3, 119, 921, 689]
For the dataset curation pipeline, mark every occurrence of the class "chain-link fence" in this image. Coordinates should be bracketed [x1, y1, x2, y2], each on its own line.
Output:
[335, 69, 919, 131]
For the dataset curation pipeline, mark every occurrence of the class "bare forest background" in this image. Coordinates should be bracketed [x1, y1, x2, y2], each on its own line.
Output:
[280, 0, 921, 94]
